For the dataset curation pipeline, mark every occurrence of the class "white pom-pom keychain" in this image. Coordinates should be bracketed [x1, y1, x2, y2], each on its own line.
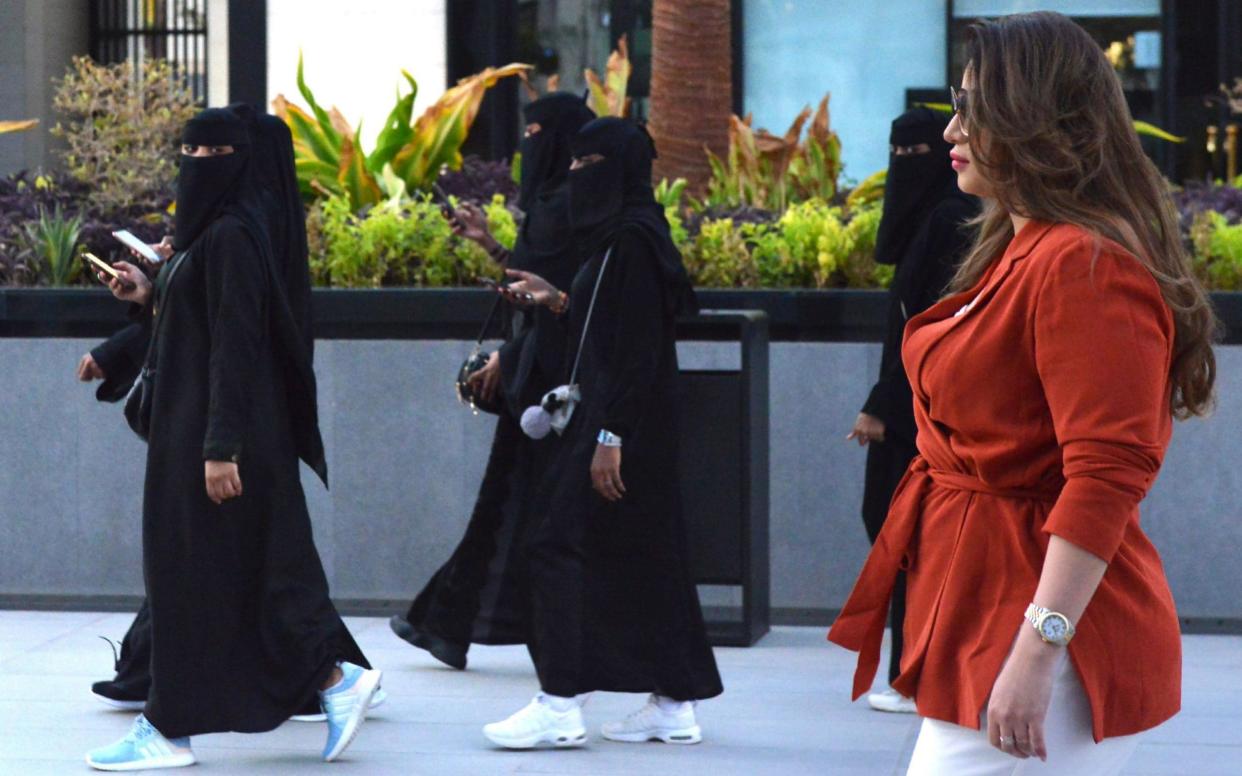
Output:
[521, 404, 554, 439]
[518, 247, 612, 441]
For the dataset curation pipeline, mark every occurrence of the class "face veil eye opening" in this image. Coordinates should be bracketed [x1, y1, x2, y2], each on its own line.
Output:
[570, 154, 606, 171]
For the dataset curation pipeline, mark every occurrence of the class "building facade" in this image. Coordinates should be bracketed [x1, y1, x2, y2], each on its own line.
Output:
[2, 1, 1239, 184]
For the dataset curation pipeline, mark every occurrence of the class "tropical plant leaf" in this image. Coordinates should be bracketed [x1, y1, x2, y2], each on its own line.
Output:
[846, 169, 887, 209]
[295, 51, 343, 151]
[274, 95, 343, 198]
[585, 35, 631, 117]
[0, 119, 39, 134]
[392, 62, 531, 191]
[1133, 120, 1185, 143]
[338, 127, 382, 209]
[368, 70, 419, 174]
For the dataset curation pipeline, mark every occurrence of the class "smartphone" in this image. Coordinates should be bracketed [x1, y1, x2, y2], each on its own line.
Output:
[83, 252, 135, 290]
[480, 276, 534, 302]
[429, 183, 456, 220]
[111, 229, 162, 263]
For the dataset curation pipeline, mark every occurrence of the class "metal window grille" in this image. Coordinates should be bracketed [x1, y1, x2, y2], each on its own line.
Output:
[89, 0, 209, 103]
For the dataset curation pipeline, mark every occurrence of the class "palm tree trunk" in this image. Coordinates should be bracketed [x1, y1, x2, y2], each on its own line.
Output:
[649, 0, 732, 193]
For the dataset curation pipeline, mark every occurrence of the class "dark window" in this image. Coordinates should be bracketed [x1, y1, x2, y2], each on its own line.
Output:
[946, 1, 1242, 181]
[450, 1, 743, 161]
[89, 0, 209, 103]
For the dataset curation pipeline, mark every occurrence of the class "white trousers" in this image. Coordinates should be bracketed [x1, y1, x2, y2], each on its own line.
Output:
[906, 656, 1142, 776]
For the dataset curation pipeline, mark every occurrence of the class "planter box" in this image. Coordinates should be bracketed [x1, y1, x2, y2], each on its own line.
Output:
[3, 286, 1240, 343]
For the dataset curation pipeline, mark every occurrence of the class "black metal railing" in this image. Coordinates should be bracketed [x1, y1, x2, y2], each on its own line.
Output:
[89, 0, 209, 103]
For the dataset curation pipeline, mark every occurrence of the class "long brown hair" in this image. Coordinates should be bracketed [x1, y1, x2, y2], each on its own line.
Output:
[953, 11, 1217, 418]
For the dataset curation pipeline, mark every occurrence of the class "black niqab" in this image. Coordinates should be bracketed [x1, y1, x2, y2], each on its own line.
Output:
[174, 109, 250, 250]
[567, 117, 697, 315]
[516, 92, 595, 213]
[873, 108, 959, 265]
[509, 93, 594, 282]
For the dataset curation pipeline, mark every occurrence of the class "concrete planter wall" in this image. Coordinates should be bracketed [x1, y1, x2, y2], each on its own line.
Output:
[2, 288, 1240, 629]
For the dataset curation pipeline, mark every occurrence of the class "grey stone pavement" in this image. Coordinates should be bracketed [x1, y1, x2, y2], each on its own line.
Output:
[0, 612, 1238, 775]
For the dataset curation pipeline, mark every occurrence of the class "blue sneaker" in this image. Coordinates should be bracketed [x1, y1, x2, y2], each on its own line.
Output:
[85, 714, 195, 771]
[320, 661, 382, 762]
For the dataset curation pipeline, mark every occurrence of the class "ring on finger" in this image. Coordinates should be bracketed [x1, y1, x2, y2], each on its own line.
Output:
[998, 736, 1012, 748]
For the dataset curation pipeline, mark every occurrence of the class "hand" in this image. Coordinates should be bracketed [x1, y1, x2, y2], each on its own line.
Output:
[449, 202, 493, 247]
[986, 629, 1060, 761]
[500, 269, 558, 308]
[466, 350, 502, 405]
[846, 412, 886, 446]
[205, 460, 243, 505]
[103, 261, 152, 306]
[590, 444, 626, 502]
[131, 235, 174, 265]
[76, 353, 106, 381]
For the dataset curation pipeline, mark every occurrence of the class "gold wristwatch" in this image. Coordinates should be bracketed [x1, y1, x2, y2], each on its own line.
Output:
[1024, 603, 1075, 646]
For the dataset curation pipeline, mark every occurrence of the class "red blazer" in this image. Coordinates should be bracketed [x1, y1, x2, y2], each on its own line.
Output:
[829, 221, 1181, 741]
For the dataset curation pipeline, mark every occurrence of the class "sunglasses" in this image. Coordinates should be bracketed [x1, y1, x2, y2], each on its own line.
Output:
[950, 86, 970, 136]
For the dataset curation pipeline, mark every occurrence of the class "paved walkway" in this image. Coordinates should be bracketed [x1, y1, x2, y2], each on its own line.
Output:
[0, 611, 1238, 774]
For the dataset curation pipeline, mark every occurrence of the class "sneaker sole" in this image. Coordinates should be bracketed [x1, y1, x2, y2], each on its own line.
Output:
[91, 692, 145, 712]
[323, 668, 382, 762]
[602, 725, 702, 745]
[482, 728, 588, 750]
[85, 751, 196, 771]
[291, 688, 387, 723]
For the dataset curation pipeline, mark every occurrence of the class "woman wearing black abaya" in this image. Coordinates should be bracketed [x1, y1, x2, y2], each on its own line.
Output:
[845, 107, 979, 714]
[390, 92, 594, 668]
[86, 109, 380, 771]
[84, 110, 384, 726]
[484, 118, 722, 750]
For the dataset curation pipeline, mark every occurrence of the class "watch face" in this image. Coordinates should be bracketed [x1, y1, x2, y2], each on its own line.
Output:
[1040, 615, 1069, 641]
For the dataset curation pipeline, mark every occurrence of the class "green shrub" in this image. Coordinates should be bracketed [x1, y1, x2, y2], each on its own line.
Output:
[1191, 210, 1242, 290]
[679, 198, 884, 289]
[50, 57, 198, 214]
[307, 193, 511, 288]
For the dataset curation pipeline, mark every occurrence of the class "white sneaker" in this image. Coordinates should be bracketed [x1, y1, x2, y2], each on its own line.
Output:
[483, 695, 587, 749]
[867, 688, 916, 713]
[601, 695, 702, 744]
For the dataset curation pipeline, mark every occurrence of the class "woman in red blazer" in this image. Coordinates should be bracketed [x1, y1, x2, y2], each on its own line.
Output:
[829, 12, 1218, 775]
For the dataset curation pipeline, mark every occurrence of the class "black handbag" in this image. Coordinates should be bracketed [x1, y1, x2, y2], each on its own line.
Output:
[456, 293, 505, 415]
[124, 250, 190, 440]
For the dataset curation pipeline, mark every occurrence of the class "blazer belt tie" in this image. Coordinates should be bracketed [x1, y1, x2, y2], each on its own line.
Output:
[828, 456, 1059, 701]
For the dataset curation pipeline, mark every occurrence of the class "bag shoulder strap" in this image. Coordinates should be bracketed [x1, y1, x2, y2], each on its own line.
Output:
[473, 294, 504, 346]
[142, 249, 191, 367]
[567, 245, 614, 387]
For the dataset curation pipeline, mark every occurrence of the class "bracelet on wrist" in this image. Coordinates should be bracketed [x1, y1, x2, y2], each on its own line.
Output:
[597, 429, 623, 447]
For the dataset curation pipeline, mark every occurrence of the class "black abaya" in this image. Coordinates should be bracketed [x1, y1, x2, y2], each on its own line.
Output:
[141, 217, 359, 738]
[860, 195, 977, 684]
[90, 322, 151, 403]
[401, 185, 579, 649]
[528, 229, 723, 701]
[401, 94, 593, 652]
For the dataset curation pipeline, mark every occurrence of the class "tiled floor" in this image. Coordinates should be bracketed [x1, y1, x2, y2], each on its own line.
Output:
[0, 611, 1237, 775]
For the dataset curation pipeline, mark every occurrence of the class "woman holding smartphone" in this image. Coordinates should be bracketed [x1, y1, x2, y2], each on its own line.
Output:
[85, 108, 380, 771]
[830, 12, 1217, 774]
[485, 117, 722, 749]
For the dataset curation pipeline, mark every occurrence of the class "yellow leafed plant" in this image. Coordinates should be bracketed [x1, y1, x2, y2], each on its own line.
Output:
[584, 35, 631, 117]
[703, 97, 842, 213]
[0, 119, 39, 134]
[274, 54, 530, 210]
